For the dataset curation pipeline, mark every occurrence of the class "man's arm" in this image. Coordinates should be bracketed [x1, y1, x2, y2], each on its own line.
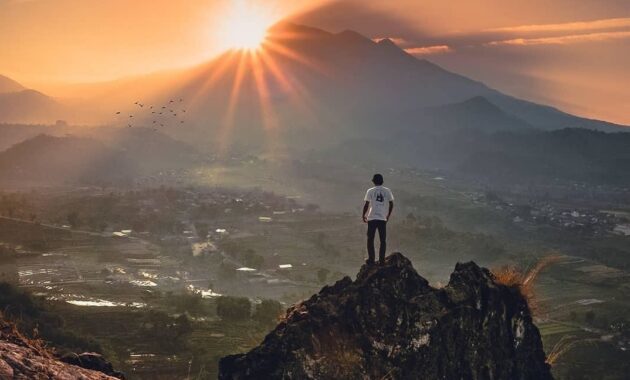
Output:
[387, 201, 394, 221]
[362, 201, 370, 223]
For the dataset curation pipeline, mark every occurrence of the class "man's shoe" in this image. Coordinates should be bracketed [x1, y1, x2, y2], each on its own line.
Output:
[365, 259, 376, 266]
[377, 260, 385, 266]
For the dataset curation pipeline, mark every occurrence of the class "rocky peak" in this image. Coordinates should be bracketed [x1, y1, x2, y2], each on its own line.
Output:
[219, 252, 553, 379]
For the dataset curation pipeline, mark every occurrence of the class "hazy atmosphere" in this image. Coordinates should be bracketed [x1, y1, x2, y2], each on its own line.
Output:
[0, 1, 628, 379]
[1, 0, 629, 124]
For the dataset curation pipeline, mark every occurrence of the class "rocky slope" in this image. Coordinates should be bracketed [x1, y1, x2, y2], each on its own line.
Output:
[220, 252, 553, 379]
[0, 318, 123, 379]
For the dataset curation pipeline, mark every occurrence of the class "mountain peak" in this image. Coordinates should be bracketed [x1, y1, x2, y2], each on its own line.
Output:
[219, 252, 552, 380]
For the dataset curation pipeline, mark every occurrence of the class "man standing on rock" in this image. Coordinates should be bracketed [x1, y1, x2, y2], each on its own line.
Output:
[362, 174, 394, 265]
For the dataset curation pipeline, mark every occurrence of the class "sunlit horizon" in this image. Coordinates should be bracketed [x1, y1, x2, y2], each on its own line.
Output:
[0, 0, 628, 124]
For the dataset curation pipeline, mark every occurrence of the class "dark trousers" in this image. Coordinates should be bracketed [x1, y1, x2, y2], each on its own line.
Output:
[367, 220, 387, 262]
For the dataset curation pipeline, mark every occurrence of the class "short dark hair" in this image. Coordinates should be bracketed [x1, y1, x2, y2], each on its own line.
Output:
[372, 174, 384, 185]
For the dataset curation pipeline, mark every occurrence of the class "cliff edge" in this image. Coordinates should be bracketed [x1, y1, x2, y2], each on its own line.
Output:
[0, 317, 123, 379]
[219, 252, 553, 379]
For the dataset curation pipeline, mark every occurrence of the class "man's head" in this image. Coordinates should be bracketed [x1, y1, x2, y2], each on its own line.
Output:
[372, 173, 384, 186]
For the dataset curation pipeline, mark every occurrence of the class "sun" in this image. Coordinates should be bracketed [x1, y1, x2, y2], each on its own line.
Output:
[219, 1, 275, 51]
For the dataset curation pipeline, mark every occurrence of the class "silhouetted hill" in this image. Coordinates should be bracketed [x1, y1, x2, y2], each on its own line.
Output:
[0, 89, 65, 124]
[419, 96, 533, 133]
[487, 94, 623, 133]
[220, 253, 552, 379]
[0, 123, 63, 151]
[0, 74, 25, 93]
[0, 129, 200, 185]
[310, 126, 630, 186]
[135, 22, 625, 152]
[0, 134, 133, 184]
[457, 128, 630, 185]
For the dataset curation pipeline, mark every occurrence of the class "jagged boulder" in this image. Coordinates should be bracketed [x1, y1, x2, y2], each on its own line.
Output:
[60, 352, 125, 379]
[0, 319, 120, 380]
[219, 252, 553, 379]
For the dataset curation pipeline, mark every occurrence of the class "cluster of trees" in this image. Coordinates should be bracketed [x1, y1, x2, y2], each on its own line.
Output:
[399, 213, 506, 260]
[220, 242, 266, 269]
[139, 309, 193, 348]
[216, 296, 283, 326]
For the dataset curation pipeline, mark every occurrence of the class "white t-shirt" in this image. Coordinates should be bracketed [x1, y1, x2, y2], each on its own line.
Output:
[364, 186, 394, 221]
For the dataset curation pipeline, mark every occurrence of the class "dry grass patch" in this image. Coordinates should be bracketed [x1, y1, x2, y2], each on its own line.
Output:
[492, 254, 562, 314]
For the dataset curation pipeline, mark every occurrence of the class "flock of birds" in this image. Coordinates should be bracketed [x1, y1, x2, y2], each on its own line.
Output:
[115, 98, 187, 131]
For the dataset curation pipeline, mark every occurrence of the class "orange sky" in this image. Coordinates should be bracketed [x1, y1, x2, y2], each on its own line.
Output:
[0, 0, 628, 124]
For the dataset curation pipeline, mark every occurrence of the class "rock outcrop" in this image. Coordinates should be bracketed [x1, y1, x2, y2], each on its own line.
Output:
[0, 318, 121, 380]
[60, 352, 126, 379]
[219, 252, 553, 379]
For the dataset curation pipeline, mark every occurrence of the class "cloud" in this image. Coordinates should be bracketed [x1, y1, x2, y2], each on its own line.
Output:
[486, 17, 630, 34]
[486, 30, 630, 46]
[372, 37, 410, 46]
[371, 37, 453, 56]
[405, 45, 453, 55]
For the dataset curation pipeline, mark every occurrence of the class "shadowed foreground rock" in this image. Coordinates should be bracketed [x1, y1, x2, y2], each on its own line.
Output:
[220, 252, 553, 380]
[0, 318, 122, 379]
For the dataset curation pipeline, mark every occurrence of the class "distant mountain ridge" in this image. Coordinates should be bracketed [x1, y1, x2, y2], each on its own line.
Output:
[0, 76, 64, 124]
[0, 74, 25, 93]
[0, 24, 626, 132]
[0, 129, 200, 185]
[418, 96, 533, 133]
[129, 22, 625, 153]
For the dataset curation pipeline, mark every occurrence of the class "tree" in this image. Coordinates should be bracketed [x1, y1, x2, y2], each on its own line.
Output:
[253, 299, 283, 325]
[216, 296, 251, 321]
[240, 249, 264, 269]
